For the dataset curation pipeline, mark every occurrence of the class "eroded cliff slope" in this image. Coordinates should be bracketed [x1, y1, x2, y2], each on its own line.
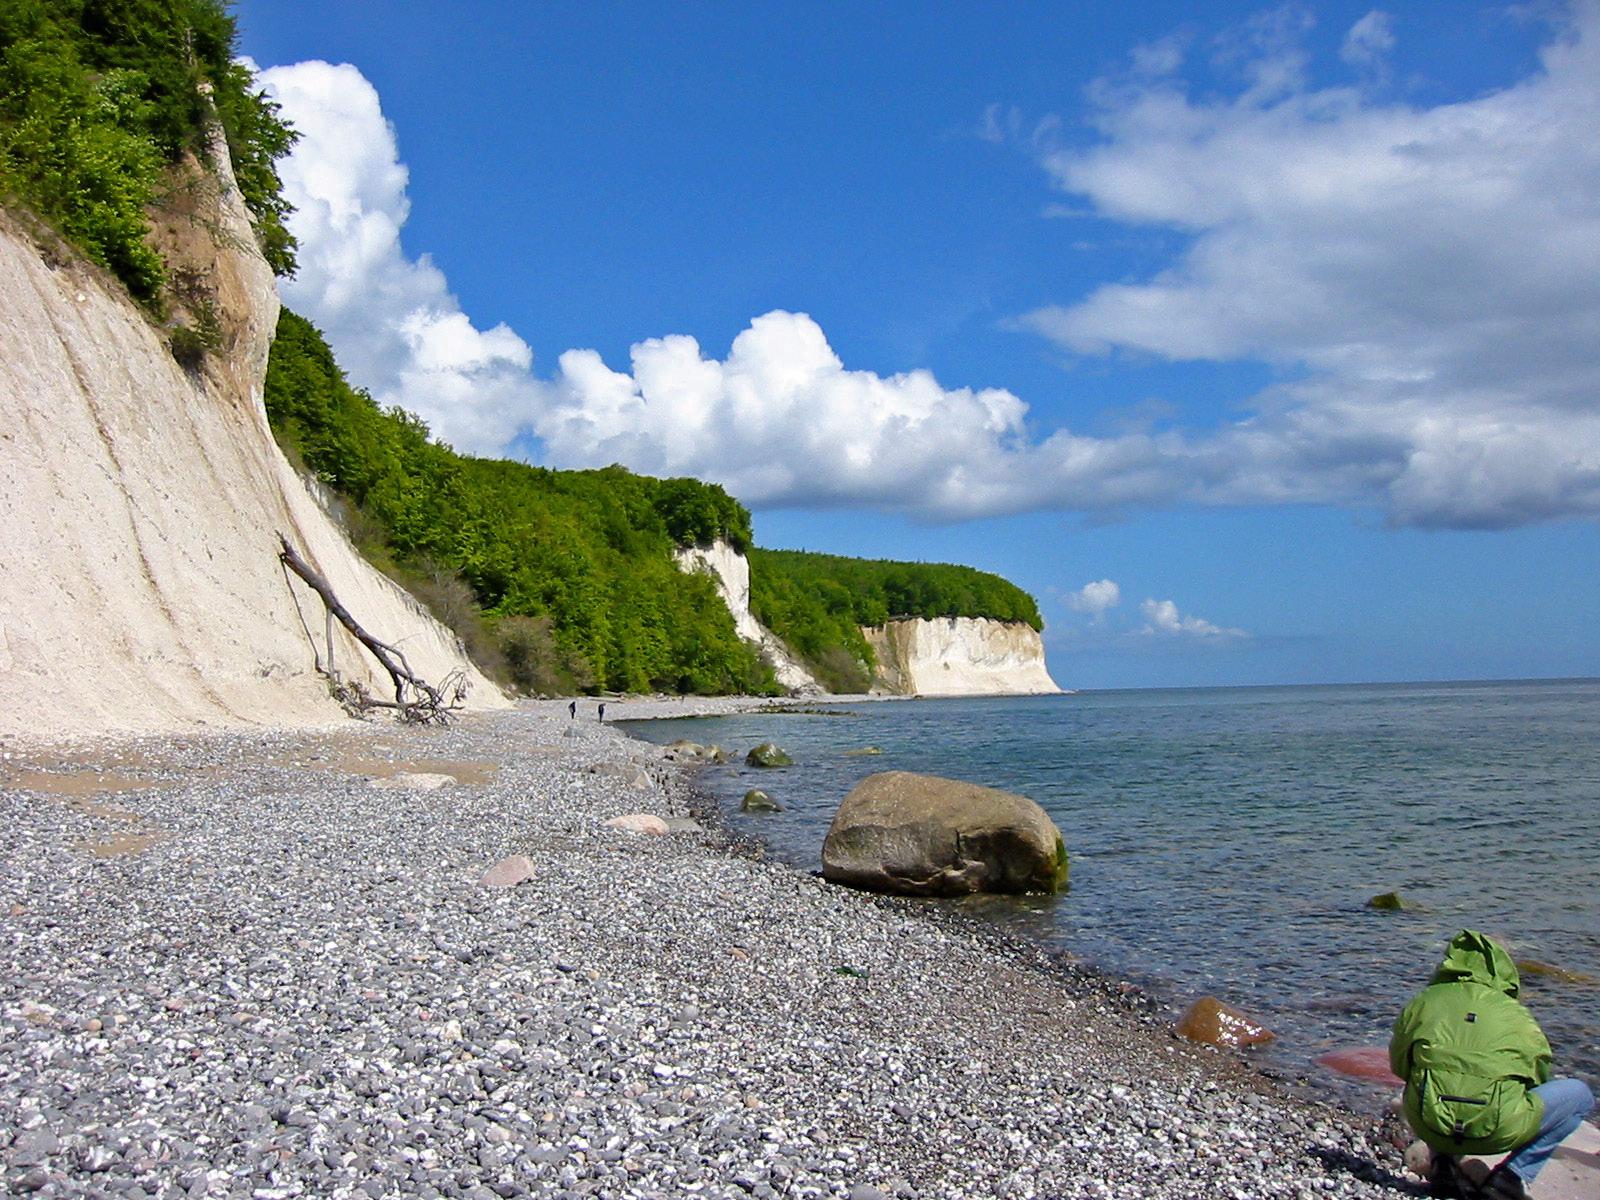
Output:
[0, 135, 503, 740]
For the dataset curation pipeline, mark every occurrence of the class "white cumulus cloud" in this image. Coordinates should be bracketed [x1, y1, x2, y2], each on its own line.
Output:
[255, 60, 1055, 515]
[1139, 598, 1247, 639]
[537, 312, 1038, 513]
[1023, 1, 1600, 529]
[258, 60, 537, 454]
[1067, 579, 1122, 619]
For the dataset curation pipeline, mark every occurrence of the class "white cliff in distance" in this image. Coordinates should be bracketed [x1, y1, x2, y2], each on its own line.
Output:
[863, 616, 1060, 697]
[673, 542, 823, 694]
[677, 541, 1060, 697]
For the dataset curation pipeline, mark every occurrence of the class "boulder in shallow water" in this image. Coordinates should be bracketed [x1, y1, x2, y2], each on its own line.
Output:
[746, 742, 794, 768]
[820, 770, 1068, 896]
[741, 789, 781, 812]
[1174, 996, 1275, 1047]
[1316, 1046, 1402, 1086]
[604, 813, 668, 836]
[1515, 957, 1599, 985]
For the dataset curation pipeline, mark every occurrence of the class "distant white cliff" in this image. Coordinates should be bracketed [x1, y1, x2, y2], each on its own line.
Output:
[677, 542, 1060, 697]
[862, 617, 1060, 697]
[673, 542, 823, 694]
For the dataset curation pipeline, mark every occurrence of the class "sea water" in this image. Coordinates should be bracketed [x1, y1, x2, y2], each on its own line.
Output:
[622, 679, 1600, 1108]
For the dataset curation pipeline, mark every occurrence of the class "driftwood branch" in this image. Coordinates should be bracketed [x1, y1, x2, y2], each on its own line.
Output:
[277, 532, 466, 724]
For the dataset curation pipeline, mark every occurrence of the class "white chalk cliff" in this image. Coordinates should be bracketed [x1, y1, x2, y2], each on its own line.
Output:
[673, 541, 823, 694]
[677, 542, 1059, 697]
[0, 128, 505, 740]
[863, 617, 1060, 697]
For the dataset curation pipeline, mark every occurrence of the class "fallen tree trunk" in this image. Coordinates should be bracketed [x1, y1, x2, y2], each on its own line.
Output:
[277, 532, 465, 724]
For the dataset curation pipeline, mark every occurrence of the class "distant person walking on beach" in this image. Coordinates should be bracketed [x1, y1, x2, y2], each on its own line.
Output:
[597, 702, 606, 722]
[1390, 929, 1594, 1199]
[568, 700, 576, 719]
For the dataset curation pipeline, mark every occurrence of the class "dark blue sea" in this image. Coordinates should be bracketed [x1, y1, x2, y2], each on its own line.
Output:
[622, 680, 1600, 1108]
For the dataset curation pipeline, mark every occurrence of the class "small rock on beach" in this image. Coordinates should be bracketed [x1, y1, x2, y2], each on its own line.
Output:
[477, 853, 536, 887]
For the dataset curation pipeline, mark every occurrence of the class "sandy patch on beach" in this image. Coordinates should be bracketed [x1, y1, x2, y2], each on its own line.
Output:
[0, 766, 168, 798]
[265, 745, 502, 787]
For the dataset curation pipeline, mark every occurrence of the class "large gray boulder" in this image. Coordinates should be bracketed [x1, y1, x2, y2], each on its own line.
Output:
[821, 771, 1068, 896]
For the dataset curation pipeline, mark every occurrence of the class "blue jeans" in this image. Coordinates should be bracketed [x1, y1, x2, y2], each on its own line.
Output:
[1502, 1077, 1595, 1182]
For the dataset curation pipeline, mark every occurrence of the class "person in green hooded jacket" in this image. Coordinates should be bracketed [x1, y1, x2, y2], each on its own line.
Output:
[1390, 930, 1594, 1199]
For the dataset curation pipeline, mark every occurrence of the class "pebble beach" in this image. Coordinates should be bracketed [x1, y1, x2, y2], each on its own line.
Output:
[1, 700, 1415, 1200]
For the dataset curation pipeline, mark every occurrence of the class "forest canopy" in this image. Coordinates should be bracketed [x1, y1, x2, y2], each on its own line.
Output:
[747, 548, 1043, 692]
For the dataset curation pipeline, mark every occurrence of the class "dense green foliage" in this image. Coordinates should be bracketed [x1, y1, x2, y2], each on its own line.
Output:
[265, 310, 773, 696]
[0, 0, 297, 304]
[749, 547, 1043, 692]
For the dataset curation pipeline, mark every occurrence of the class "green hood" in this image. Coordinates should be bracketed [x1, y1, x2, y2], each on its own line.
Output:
[1429, 929, 1521, 999]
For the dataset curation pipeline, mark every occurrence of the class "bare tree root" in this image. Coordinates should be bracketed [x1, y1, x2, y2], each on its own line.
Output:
[277, 533, 468, 725]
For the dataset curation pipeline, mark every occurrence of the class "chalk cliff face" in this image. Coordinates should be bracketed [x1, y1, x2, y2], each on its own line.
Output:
[673, 542, 823, 694]
[863, 617, 1060, 697]
[0, 130, 504, 740]
[677, 542, 1059, 698]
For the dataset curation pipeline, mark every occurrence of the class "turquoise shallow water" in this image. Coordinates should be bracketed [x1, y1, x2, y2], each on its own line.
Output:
[622, 680, 1600, 1108]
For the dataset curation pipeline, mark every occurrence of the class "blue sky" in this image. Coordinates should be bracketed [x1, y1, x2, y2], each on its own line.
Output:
[232, 1, 1600, 689]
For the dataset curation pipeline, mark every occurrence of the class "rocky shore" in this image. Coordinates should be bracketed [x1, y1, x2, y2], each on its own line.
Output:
[1, 702, 1413, 1199]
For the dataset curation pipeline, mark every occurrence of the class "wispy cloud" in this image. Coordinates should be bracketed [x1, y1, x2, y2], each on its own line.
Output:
[1139, 598, 1248, 640]
[1023, 1, 1600, 529]
[1341, 10, 1397, 71]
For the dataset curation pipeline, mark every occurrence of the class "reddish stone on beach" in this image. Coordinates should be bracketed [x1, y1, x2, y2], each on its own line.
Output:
[478, 855, 535, 888]
[1315, 1046, 1402, 1087]
[1174, 996, 1275, 1048]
